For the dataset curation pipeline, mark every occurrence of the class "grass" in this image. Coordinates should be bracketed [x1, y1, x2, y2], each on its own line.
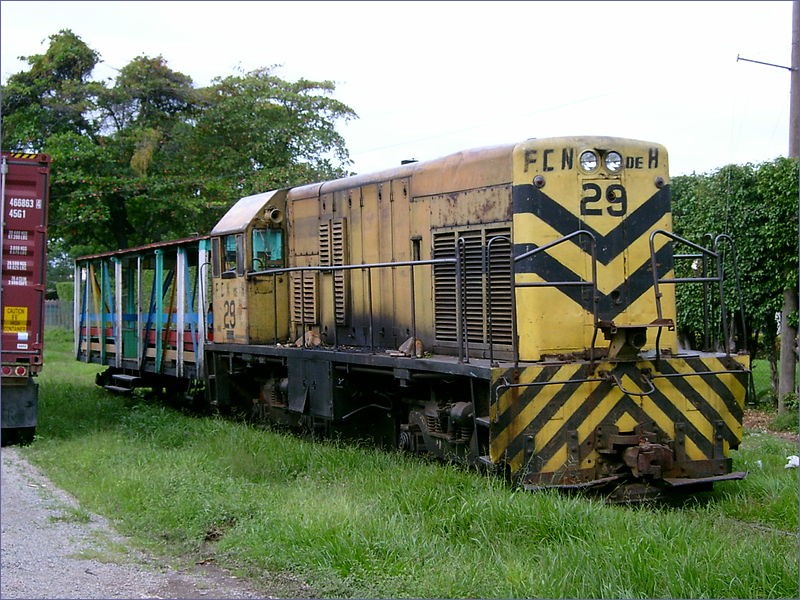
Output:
[16, 328, 800, 598]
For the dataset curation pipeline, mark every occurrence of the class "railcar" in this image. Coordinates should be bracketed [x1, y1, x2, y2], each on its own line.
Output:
[2, 152, 51, 445]
[76, 136, 750, 501]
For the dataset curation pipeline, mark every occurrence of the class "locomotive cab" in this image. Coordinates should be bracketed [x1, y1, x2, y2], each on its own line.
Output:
[210, 190, 290, 345]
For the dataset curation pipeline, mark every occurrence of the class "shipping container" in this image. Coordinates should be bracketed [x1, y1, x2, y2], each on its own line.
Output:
[1, 152, 50, 445]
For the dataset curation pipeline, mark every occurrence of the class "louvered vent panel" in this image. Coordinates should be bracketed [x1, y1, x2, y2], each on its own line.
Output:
[484, 228, 513, 345]
[433, 233, 457, 341]
[432, 226, 512, 346]
[291, 272, 318, 324]
[331, 219, 349, 325]
[319, 222, 331, 266]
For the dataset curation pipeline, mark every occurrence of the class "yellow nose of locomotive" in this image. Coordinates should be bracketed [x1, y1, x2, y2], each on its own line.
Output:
[511, 136, 676, 362]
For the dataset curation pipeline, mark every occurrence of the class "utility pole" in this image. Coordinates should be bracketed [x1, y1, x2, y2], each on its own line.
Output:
[793, 0, 800, 404]
[792, 0, 799, 159]
[778, 0, 799, 413]
[787, 0, 799, 410]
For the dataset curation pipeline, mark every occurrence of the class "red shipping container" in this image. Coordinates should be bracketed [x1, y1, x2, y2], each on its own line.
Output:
[1, 152, 50, 439]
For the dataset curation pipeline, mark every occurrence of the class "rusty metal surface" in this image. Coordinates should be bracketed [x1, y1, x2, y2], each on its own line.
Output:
[211, 189, 287, 236]
[75, 235, 209, 261]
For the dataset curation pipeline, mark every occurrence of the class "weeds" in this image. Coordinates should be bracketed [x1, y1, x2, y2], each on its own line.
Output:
[18, 330, 800, 598]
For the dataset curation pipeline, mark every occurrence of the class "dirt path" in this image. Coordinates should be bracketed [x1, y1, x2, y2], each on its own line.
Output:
[1, 446, 270, 599]
[743, 409, 799, 443]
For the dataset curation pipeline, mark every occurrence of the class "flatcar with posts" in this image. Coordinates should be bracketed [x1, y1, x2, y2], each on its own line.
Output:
[75, 135, 751, 501]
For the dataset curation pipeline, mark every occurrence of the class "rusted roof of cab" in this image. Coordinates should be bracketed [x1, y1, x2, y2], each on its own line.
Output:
[76, 235, 210, 261]
[211, 189, 288, 236]
[288, 143, 516, 200]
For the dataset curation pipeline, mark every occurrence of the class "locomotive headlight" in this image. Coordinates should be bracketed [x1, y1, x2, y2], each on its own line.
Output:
[579, 150, 598, 172]
[604, 151, 623, 173]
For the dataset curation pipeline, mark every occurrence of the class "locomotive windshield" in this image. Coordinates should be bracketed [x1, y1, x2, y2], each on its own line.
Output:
[251, 228, 283, 270]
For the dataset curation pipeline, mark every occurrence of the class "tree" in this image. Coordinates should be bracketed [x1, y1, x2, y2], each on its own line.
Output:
[1, 29, 102, 151]
[173, 67, 355, 201]
[755, 157, 799, 410]
[1, 31, 357, 259]
[672, 158, 799, 407]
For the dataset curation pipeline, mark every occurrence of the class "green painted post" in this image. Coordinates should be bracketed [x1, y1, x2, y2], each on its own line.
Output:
[155, 250, 164, 372]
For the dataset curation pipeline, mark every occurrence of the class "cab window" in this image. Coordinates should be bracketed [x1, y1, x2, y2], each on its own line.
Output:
[224, 235, 238, 271]
[222, 234, 244, 276]
[252, 228, 284, 270]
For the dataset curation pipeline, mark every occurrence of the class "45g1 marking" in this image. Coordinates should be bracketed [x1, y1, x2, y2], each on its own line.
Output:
[580, 183, 627, 217]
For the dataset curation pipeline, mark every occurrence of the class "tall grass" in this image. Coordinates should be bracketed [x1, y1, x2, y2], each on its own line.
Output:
[19, 329, 800, 598]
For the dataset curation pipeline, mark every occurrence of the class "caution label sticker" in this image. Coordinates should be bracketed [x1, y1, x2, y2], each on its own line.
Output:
[3, 306, 28, 333]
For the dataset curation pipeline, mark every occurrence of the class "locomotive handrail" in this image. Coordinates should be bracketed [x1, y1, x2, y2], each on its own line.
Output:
[493, 375, 603, 417]
[244, 230, 613, 367]
[486, 235, 514, 367]
[511, 229, 600, 367]
[714, 233, 748, 353]
[456, 237, 468, 363]
[648, 229, 739, 355]
[247, 257, 458, 276]
[248, 256, 467, 357]
[604, 370, 655, 397]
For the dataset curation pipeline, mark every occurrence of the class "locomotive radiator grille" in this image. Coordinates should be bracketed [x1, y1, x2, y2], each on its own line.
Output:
[432, 226, 513, 349]
[489, 356, 748, 481]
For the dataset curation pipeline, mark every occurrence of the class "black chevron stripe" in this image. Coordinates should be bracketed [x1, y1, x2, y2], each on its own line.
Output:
[513, 243, 673, 321]
[511, 184, 671, 266]
[504, 367, 588, 462]
[493, 362, 726, 468]
[684, 358, 746, 422]
[656, 359, 745, 442]
[492, 364, 568, 434]
[530, 377, 716, 467]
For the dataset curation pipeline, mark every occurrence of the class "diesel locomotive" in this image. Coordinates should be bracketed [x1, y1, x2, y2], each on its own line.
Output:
[75, 136, 750, 501]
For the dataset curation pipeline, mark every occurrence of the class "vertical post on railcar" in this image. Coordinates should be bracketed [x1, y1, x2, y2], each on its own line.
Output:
[113, 257, 123, 368]
[176, 246, 186, 378]
[136, 255, 143, 372]
[82, 265, 92, 362]
[100, 260, 109, 365]
[73, 262, 80, 359]
[154, 249, 164, 370]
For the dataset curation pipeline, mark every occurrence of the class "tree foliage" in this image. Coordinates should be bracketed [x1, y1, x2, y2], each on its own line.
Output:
[2, 30, 102, 149]
[671, 158, 799, 371]
[1, 29, 357, 259]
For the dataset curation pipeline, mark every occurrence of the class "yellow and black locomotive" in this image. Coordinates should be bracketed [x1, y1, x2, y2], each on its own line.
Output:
[76, 136, 750, 500]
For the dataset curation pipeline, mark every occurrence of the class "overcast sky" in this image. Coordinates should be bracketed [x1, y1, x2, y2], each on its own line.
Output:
[0, 1, 793, 176]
